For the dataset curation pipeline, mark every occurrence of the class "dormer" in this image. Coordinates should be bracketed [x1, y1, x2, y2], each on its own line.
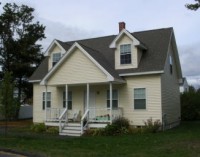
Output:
[110, 22, 147, 70]
[45, 40, 66, 70]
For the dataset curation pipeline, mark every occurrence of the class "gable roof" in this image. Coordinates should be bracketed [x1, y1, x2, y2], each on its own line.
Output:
[40, 42, 123, 85]
[109, 29, 147, 50]
[29, 27, 180, 82]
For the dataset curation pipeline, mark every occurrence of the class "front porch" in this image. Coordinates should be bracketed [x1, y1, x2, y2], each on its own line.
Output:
[43, 82, 124, 136]
[45, 107, 123, 136]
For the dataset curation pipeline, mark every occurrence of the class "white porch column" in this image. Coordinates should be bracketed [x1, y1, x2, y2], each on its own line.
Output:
[86, 83, 90, 110]
[65, 84, 68, 109]
[109, 82, 113, 124]
[45, 84, 47, 121]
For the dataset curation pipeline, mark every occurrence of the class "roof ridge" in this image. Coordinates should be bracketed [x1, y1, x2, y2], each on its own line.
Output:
[133, 27, 173, 34]
[64, 34, 116, 43]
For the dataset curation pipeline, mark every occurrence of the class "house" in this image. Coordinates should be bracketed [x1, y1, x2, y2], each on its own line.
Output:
[180, 77, 189, 93]
[29, 22, 182, 136]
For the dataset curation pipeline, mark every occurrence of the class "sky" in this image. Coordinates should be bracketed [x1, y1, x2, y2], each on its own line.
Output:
[1, 0, 200, 87]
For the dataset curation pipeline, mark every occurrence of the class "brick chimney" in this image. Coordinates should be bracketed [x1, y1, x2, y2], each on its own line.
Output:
[119, 22, 126, 32]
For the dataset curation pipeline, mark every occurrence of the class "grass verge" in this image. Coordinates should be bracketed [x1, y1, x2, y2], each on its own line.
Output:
[0, 121, 200, 157]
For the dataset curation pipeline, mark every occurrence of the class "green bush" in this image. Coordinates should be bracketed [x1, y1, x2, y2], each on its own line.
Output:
[112, 117, 130, 129]
[31, 123, 46, 133]
[128, 127, 144, 134]
[143, 118, 161, 133]
[46, 126, 59, 134]
[83, 117, 130, 136]
[181, 90, 200, 121]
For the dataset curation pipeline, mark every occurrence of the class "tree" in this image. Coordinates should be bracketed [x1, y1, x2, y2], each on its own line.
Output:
[0, 3, 45, 118]
[0, 72, 16, 136]
[185, 0, 200, 11]
[181, 86, 200, 121]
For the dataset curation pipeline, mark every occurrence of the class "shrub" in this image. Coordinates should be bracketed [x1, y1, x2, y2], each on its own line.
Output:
[46, 126, 59, 134]
[104, 124, 119, 136]
[143, 118, 161, 133]
[128, 127, 143, 134]
[31, 123, 46, 133]
[112, 117, 130, 129]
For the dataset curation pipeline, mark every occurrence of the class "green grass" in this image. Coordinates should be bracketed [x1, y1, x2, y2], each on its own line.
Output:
[0, 121, 200, 157]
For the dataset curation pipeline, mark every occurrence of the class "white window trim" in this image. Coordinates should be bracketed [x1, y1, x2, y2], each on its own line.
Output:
[42, 91, 52, 110]
[107, 89, 119, 109]
[119, 43, 132, 65]
[133, 88, 147, 111]
[52, 52, 61, 66]
[63, 91, 72, 110]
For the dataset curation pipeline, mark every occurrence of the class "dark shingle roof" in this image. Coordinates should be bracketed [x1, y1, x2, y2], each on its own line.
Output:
[29, 28, 173, 81]
[29, 56, 49, 81]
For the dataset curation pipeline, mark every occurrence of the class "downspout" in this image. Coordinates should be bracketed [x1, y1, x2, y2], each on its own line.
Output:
[45, 81, 47, 122]
[110, 82, 113, 124]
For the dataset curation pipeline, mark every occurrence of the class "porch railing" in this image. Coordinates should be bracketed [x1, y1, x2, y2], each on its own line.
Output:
[46, 107, 123, 124]
[88, 107, 123, 123]
[46, 108, 65, 122]
[59, 108, 68, 133]
[81, 109, 89, 134]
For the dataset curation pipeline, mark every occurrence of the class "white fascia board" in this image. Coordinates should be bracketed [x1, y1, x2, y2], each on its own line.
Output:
[109, 29, 140, 48]
[44, 39, 66, 56]
[76, 44, 114, 81]
[29, 80, 41, 83]
[119, 71, 164, 76]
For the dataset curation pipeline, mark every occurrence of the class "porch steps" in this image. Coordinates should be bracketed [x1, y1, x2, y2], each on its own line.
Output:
[59, 123, 82, 137]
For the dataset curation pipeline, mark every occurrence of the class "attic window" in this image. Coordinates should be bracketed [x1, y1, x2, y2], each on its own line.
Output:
[52, 53, 61, 67]
[120, 44, 131, 64]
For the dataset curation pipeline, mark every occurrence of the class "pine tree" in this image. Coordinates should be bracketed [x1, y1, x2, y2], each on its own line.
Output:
[0, 3, 45, 118]
[0, 71, 16, 136]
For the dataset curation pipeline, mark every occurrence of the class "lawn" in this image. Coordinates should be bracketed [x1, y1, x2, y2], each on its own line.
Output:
[0, 121, 200, 157]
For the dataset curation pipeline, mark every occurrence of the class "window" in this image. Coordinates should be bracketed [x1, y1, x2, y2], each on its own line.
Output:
[169, 55, 173, 74]
[63, 91, 72, 110]
[52, 53, 61, 67]
[120, 44, 131, 64]
[42, 92, 51, 110]
[134, 88, 146, 109]
[107, 90, 118, 108]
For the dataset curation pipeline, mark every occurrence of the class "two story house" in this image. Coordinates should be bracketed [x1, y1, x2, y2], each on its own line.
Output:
[29, 22, 182, 136]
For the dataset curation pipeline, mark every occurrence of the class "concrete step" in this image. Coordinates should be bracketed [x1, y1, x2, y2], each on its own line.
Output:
[63, 126, 81, 130]
[59, 132, 81, 137]
[67, 123, 81, 127]
[62, 129, 81, 134]
[60, 122, 82, 137]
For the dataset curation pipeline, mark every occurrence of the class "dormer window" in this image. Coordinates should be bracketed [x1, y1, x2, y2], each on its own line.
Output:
[120, 44, 131, 64]
[52, 53, 61, 67]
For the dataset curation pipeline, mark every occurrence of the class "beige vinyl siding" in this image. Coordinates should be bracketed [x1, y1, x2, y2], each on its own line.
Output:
[119, 75, 162, 126]
[33, 83, 59, 123]
[115, 34, 138, 69]
[57, 86, 85, 116]
[47, 48, 108, 85]
[161, 43, 181, 125]
[48, 45, 62, 70]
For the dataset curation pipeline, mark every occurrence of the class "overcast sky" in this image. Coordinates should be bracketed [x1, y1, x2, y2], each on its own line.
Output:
[1, 0, 200, 87]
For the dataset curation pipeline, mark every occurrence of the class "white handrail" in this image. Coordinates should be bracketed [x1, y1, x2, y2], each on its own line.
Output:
[59, 108, 68, 133]
[81, 109, 89, 134]
[59, 108, 68, 120]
